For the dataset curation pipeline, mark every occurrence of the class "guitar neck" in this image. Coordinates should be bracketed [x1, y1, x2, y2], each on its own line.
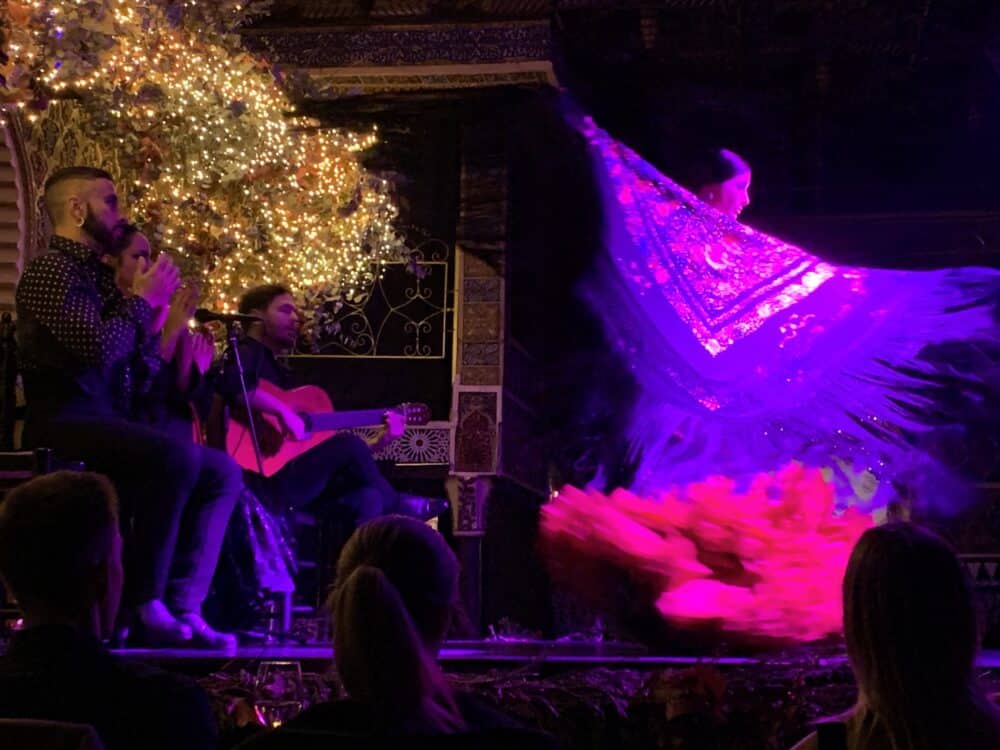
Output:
[305, 409, 390, 433]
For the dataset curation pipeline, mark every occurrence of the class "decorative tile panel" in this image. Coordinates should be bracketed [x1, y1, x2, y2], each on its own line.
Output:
[460, 366, 501, 386]
[462, 302, 501, 341]
[463, 277, 501, 303]
[963, 553, 1000, 643]
[447, 473, 492, 536]
[350, 425, 452, 464]
[450, 111, 508, 533]
[455, 391, 498, 473]
[461, 342, 501, 366]
[461, 251, 504, 278]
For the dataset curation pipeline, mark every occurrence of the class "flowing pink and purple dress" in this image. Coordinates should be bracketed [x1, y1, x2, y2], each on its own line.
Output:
[540, 114, 999, 641]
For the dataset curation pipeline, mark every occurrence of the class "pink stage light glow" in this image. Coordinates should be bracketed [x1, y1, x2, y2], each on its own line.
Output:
[541, 462, 872, 642]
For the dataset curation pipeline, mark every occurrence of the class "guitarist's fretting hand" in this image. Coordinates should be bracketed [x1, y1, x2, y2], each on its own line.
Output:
[226, 380, 432, 475]
[383, 411, 406, 441]
[367, 411, 406, 452]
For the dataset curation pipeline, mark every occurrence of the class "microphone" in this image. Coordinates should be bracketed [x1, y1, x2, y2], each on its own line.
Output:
[193, 309, 261, 326]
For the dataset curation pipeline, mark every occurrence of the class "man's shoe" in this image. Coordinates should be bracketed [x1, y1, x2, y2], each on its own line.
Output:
[132, 599, 193, 647]
[177, 612, 239, 651]
[397, 494, 450, 521]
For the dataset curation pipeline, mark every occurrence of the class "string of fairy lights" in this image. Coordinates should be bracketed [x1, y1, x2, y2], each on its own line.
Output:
[2, 0, 402, 310]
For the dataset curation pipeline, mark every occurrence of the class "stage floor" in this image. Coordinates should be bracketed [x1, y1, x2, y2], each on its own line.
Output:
[113, 639, 1000, 671]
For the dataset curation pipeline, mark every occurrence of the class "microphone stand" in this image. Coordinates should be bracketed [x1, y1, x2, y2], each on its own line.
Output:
[221, 321, 297, 643]
[223, 320, 265, 476]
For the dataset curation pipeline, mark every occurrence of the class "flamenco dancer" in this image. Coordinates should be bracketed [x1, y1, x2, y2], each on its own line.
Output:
[541, 108, 1000, 643]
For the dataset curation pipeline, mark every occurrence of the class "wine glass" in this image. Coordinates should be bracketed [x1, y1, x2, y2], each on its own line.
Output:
[253, 660, 305, 728]
[253, 700, 303, 729]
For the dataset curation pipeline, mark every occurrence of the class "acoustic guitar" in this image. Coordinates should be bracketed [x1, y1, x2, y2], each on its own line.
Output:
[226, 379, 430, 476]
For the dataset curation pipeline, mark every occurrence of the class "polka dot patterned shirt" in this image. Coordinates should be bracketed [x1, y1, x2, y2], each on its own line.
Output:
[15, 235, 155, 420]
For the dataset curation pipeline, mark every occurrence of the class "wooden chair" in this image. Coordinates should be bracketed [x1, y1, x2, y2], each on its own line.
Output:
[0, 313, 84, 623]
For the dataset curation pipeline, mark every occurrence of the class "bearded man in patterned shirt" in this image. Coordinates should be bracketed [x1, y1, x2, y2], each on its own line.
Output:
[15, 167, 240, 649]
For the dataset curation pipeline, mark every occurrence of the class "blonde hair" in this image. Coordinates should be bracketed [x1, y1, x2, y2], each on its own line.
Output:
[841, 523, 1000, 749]
[328, 515, 465, 733]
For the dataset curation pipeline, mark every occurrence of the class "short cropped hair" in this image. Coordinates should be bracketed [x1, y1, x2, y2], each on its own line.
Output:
[0, 471, 119, 616]
[43, 166, 114, 195]
[238, 284, 292, 315]
[42, 166, 114, 224]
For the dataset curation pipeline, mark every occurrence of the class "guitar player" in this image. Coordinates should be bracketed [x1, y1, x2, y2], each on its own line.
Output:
[216, 284, 448, 525]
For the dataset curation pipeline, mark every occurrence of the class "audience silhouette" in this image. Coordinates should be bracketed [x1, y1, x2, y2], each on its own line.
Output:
[792, 522, 1000, 750]
[238, 514, 556, 748]
[0, 471, 216, 750]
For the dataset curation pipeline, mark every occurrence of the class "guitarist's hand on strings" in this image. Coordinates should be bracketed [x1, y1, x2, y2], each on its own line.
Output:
[256, 415, 284, 458]
[278, 407, 309, 442]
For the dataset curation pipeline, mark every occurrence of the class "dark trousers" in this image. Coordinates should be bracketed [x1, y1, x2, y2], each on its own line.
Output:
[27, 416, 243, 612]
[249, 433, 400, 525]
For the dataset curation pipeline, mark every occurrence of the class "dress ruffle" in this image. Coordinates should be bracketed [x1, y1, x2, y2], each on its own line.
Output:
[541, 104, 998, 640]
[541, 463, 872, 641]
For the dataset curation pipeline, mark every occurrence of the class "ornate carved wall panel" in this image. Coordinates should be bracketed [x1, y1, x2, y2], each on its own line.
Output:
[454, 391, 498, 473]
[301, 66, 555, 97]
[244, 22, 552, 68]
[287, 108, 461, 458]
[307, 251, 450, 359]
[0, 117, 31, 312]
[449, 108, 509, 536]
[243, 21, 555, 96]
[351, 425, 452, 464]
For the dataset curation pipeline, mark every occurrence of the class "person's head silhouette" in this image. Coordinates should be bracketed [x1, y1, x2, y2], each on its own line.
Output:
[793, 522, 1000, 750]
[329, 515, 464, 733]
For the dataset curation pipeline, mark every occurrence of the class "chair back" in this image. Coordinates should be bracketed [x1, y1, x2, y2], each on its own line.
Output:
[0, 312, 18, 451]
[0, 718, 105, 750]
